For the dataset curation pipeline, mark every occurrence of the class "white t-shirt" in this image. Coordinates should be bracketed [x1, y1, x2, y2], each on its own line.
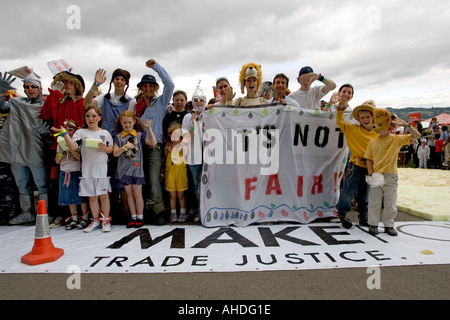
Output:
[288, 85, 326, 110]
[94, 92, 136, 111]
[72, 128, 113, 178]
[270, 96, 300, 108]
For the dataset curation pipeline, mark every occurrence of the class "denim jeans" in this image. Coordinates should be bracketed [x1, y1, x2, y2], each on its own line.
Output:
[336, 162, 369, 219]
[143, 144, 165, 214]
[10, 164, 48, 195]
[188, 164, 202, 216]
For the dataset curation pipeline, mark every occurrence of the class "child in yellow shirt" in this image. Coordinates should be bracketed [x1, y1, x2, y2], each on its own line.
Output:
[164, 123, 189, 222]
[364, 108, 420, 236]
[336, 100, 379, 228]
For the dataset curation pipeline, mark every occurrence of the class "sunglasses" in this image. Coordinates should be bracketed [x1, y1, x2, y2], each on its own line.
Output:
[24, 85, 39, 89]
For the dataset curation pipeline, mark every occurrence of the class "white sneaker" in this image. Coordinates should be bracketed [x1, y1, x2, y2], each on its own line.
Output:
[100, 213, 111, 232]
[84, 219, 101, 233]
[102, 220, 111, 232]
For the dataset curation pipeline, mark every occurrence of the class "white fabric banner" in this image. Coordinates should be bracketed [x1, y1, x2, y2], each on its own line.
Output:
[200, 105, 352, 227]
[1, 222, 449, 273]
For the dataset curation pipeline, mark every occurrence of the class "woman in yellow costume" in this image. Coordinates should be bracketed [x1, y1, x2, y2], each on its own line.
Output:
[226, 62, 268, 106]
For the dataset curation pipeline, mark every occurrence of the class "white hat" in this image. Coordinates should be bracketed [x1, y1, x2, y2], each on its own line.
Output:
[192, 80, 206, 112]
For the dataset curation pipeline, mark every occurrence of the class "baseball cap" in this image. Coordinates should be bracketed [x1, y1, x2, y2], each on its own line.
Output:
[299, 66, 314, 76]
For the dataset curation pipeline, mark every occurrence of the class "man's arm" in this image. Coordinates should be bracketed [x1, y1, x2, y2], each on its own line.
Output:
[321, 76, 337, 95]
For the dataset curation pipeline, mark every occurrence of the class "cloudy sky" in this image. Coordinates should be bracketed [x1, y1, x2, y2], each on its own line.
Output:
[2, 0, 450, 109]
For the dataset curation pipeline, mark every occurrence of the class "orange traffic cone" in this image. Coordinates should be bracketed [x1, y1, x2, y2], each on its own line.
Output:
[21, 200, 64, 266]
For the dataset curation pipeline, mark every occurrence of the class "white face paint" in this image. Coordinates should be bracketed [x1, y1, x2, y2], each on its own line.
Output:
[193, 96, 206, 112]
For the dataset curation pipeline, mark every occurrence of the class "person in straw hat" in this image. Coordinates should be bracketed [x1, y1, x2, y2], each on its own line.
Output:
[335, 100, 379, 229]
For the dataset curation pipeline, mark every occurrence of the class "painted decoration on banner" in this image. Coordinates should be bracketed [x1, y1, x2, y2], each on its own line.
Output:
[199, 105, 353, 227]
[1, 222, 449, 274]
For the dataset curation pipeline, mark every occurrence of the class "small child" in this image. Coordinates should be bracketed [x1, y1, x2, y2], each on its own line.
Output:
[417, 138, 430, 169]
[364, 108, 421, 236]
[113, 110, 156, 228]
[54, 119, 89, 229]
[52, 105, 114, 232]
[434, 133, 444, 169]
[164, 123, 189, 222]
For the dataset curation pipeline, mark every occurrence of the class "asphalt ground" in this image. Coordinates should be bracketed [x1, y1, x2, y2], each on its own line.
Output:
[1, 209, 448, 304]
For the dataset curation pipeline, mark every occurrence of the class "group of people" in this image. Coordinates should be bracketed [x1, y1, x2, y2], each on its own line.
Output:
[402, 119, 449, 170]
[0, 59, 441, 236]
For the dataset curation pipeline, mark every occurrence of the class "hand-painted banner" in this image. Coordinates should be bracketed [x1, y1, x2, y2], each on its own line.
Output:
[200, 105, 353, 227]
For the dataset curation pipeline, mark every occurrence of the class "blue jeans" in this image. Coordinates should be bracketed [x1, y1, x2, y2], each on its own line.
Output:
[10, 164, 48, 195]
[188, 164, 202, 216]
[143, 144, 165, 214]
[336, 162, 369, 219]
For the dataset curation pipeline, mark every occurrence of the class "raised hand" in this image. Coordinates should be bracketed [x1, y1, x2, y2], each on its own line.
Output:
[94, 69, 107, 85]
[51, 81, 65, 94]
[225, 85, 236, 100]
[329, 92, 339, 105]
[0, 72, 17, 92]
[143, 118, 153, 130]
[146, 59, 156, 69]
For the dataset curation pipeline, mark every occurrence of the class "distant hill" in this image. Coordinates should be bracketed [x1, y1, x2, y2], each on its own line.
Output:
[386, 107, 450, 122]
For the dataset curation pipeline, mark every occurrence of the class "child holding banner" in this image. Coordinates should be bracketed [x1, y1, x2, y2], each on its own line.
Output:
[365, 109, 420, 236]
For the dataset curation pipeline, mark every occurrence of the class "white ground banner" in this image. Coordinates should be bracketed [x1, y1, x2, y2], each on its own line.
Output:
[200, 105, 352, 227]
[1, 221, 449, 273]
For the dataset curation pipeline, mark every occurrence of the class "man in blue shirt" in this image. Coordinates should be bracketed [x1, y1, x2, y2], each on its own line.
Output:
[135, 59, 175, 224]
